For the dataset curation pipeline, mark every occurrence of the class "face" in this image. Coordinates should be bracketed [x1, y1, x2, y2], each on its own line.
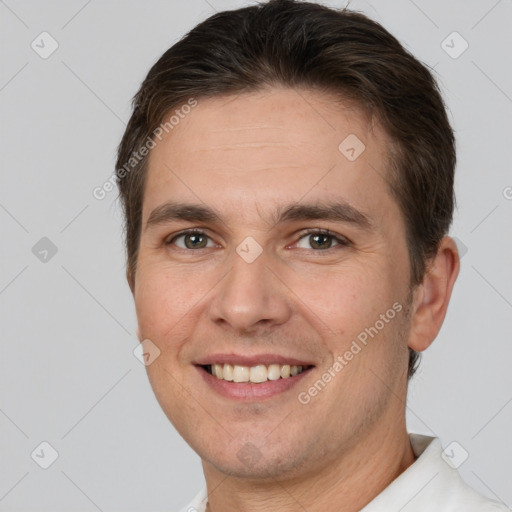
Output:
[133, 87, 415, 481]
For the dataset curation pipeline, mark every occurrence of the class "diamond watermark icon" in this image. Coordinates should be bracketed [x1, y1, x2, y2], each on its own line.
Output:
[452, 236, 468, 259]
[441, 441, 469, 469]
[237, 442, 262, 468]
[32, 237, 58, 263]
[441, 32, 468, 59]
[236, 236, 263, 263]
[31, 441, 59, 469]
[338, 134, 366, 162]
[133, 338, 161, 366]
[31, 32, 59, 59]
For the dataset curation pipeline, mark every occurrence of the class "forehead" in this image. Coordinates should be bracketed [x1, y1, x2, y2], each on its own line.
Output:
[143, 87, 394, 225]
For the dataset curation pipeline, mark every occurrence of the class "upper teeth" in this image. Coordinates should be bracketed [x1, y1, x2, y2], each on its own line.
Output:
[210, 364, 305, 383]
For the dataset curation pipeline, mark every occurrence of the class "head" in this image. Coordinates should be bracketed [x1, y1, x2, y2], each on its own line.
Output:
[116, 0, 459, 481]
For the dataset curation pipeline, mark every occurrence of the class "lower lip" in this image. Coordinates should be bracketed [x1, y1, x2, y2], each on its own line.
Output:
[196, 366, 314, 401]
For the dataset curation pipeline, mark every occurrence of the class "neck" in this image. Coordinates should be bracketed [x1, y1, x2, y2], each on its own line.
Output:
[202, 420, 416, 512]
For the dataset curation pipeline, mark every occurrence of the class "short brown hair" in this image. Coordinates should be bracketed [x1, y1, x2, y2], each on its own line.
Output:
[116, 0, 456, 378]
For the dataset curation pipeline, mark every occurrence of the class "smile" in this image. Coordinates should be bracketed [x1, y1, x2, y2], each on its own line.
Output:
[204, 363, 311, 383]
[196, 362, 315, 401]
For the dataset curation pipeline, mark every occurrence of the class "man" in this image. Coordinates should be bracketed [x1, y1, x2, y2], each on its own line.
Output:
[115, 1, 508, 510]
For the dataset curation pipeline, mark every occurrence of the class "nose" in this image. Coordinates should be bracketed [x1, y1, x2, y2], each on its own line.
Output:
[207, 246, 292, 334]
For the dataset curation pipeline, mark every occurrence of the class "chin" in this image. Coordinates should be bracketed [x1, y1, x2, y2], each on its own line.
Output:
[197, 435, 317, 482]
[204, 452, 298, 480]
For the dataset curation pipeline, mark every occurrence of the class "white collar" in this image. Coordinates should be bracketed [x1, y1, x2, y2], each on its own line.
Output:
[179, 434, 506, 512]
[361, 433, 503, 510]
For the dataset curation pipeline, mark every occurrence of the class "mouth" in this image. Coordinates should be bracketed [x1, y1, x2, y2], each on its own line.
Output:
[201, 363, 313, 383]
[194, 356, 315, 401]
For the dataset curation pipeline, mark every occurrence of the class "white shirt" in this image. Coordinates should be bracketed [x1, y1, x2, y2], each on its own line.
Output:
[178, 434, 509, 511]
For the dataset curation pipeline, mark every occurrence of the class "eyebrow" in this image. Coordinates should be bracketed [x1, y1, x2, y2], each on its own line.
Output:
[144, 200, 373, 231]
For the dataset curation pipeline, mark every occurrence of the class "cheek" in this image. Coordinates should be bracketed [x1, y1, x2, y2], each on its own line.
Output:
[133, 264, 201, 424]
[134, 261, 198, 344]
[286, 259, 399, 336]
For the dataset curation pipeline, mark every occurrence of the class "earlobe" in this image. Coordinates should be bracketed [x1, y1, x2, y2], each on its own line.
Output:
[408, 236, 460, 352]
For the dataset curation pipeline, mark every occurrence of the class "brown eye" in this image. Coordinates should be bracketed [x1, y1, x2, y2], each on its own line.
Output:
[168, 231, 213, 249]
[295, 230, 349, 250]
[309, 233, 334, 250]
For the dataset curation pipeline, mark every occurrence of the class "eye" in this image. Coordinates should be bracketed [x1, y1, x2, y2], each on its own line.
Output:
[166, 230, 215, 250]
[165, 228, 349, 251]
[295, 229, 350, 250]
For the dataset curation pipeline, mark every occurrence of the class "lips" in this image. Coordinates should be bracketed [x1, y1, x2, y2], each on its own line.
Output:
[194, 354, 315, 383]
[194, 353, 315, 400]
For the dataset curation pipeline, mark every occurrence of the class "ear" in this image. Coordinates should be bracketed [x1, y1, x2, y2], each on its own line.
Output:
[408, 236, 460, 352]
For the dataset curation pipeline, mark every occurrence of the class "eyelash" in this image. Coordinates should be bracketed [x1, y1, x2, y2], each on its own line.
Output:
[165, 228, 350, 251]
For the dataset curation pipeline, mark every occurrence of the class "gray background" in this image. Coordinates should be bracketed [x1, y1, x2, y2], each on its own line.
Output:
[1, 0, 511, 510]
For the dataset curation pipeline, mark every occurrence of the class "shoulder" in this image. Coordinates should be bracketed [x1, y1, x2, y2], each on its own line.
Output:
[445, 478, 509, 511]
[442, 473, 509, 511]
